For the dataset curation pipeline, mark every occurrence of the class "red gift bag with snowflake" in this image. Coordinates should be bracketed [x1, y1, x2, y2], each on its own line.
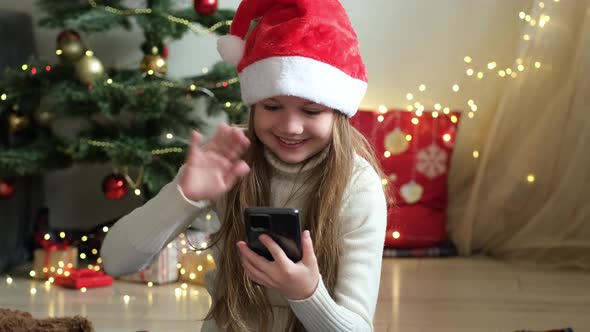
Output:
[350, 110, 461, 248]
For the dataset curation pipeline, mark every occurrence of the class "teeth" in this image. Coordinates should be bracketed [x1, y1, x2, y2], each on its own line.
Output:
[278, 137, 303, 145]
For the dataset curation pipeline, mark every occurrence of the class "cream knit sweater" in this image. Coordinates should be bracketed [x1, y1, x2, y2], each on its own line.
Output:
[101, 149, 387, 331]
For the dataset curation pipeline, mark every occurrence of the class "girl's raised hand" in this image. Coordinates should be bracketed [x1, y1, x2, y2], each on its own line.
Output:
[237, 230, 320, 301]
[179, 123, 250, 201]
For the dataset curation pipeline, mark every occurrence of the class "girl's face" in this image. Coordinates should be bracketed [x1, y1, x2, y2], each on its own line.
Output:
[253, 96, 335, 164]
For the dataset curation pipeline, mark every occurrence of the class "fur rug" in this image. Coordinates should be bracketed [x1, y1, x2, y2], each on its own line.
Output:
[0, 308, 94, 332]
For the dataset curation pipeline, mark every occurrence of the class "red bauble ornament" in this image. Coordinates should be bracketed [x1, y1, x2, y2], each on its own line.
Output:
[162, 45, 169, 59]
[194, 0, 218, 16]
[0, 179, 15, 199]
[56, 29, 81, 44]
[102, 174, 128, 200]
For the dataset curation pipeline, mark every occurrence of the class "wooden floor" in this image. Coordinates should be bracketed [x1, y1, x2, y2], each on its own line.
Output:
[1, 256, 589, 332]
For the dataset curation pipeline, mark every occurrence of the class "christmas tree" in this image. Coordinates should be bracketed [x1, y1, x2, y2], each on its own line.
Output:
[0, 0, 246, 200]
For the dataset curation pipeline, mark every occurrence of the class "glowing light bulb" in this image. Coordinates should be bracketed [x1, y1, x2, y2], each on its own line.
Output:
[464, 56, 472, 63]
[392, 231, 400, 239]
[30, 288, 37, 295]
[432, 111, 439, 118]
[405, 134, 412, 141]
[81, 236, 88, 242]
[527, 174, 536, 183]
[473, 150, 480, 159]
[451, 115, 458, 123]
[29, 270, 36, 278]
[466, 68, 474, 76]
[534, 62, 542, 69]
[123, 295, 130, 303]
[134, 189, 141, 196]
[384, 151, 391, 158]
[523, 34, 530, 41]
[418, 84, 426, 92]
[6, 277, 13, 285]
[406, 93, 414, 101]
[411, 118, 419, 125]
[443, 134, 452, 142]
[434, 103, 442, 110]
[443, 107, 450, 114]
[378, 105, 388, 113]
[377, 115, 385, 122]
[477, 72, 484, 79]
[452, 84, 460, 92]
[468, 112, 475, 119]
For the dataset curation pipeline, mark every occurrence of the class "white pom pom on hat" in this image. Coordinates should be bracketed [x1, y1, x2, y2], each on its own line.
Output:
[217, 34, 245, 67]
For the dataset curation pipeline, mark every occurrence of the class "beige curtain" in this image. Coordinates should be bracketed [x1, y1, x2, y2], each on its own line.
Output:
[448, 0, 590, 269]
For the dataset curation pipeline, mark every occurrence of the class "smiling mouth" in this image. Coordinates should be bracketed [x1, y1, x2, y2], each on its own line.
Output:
[275, 135, 308, 147]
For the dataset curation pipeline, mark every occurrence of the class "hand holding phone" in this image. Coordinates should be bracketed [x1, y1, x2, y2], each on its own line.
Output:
[244, 207, 302, 262]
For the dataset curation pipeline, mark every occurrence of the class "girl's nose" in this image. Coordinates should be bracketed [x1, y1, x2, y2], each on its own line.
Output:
[277, 113, 304, 136]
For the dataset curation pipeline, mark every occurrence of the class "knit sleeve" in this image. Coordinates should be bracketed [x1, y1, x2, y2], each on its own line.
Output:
[101, 165, 214, 277]
[287, 157, 387, 331]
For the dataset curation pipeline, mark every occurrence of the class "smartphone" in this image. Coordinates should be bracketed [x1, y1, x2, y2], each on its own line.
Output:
[244, 207, 302, 262]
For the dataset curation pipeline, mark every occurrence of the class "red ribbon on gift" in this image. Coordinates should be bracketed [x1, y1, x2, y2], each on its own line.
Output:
[41, 241, 71, 277]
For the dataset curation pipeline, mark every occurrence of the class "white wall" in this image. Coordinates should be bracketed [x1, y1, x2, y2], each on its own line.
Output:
[0, 0, 531, 228]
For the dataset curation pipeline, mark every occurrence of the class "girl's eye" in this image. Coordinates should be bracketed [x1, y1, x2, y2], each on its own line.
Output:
[263, 104, 281, 111]
[303, 109, 322, 116]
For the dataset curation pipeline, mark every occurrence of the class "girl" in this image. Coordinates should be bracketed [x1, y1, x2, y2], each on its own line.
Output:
[101, 0, 388, 331]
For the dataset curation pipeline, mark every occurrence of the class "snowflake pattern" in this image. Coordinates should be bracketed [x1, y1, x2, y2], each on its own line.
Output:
[416, 143, 448, 179]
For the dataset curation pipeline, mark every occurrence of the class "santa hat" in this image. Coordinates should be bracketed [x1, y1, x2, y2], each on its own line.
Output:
[217, 0, 367, 117]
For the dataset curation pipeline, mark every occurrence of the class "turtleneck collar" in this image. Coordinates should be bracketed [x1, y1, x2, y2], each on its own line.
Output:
[264, 147, 329, 175]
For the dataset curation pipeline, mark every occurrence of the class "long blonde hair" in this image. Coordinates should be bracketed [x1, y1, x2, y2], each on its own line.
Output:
[205, 109, 388, 331]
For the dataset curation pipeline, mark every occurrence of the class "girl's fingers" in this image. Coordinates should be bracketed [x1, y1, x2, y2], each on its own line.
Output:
[258, 234, 290, 266]
[223, 161, 250, 188]
[237, 242, 274, 284]
[186, 131, 203, 162]
[301, 230, 317, 267]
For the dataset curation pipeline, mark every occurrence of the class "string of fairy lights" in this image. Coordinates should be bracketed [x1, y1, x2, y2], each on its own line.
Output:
[374, 0, 555, 168]
[370, 0, 556, 242]
[87, 0, 233, 36]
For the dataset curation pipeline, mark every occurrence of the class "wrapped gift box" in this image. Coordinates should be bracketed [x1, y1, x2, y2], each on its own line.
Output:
[54, 268, 113, 289]
[32, 244, 78, 280]
[119, 240, 179, 284]
[178, 249, 216, 286]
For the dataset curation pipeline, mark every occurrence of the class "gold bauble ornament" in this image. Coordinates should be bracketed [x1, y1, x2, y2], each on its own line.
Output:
[75, 54, 105, 84]
[8, 113, 30, 133]
[140, 54, 167, 76]
[58, 39, 85, 63]
[384, 127, 409, 155]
